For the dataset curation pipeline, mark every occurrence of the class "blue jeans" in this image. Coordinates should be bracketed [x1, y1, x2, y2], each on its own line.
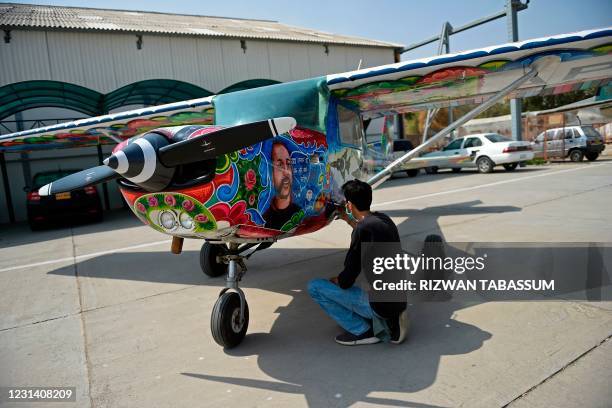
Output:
[308, 278, 374, 335]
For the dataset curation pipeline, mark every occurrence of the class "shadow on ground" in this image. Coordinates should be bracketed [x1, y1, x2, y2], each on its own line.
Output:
[45, 200, 524, 406]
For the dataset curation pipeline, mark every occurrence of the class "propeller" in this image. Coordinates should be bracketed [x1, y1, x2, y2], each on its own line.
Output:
[159, 117, 296, 167]
[38, 165, 119, 196]
[39, 117, 297, 196]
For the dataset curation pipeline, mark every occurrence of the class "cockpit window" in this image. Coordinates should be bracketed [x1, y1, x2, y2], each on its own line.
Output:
[337, 105, 364, 148]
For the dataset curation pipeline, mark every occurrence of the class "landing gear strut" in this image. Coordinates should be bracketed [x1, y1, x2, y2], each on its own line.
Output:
[208, 242, 271, 348]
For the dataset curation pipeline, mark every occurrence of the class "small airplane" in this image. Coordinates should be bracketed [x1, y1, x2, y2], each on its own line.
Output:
[1, 27, 611, 347]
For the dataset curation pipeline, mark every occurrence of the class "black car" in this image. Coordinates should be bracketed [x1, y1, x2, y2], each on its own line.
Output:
[25, 170, 103, 230]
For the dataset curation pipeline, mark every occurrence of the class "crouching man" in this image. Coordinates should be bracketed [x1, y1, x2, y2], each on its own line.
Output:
[308, 179, 409, 346]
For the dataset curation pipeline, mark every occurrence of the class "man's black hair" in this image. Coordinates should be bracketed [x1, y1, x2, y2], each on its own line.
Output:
[341, 179, 372, 211]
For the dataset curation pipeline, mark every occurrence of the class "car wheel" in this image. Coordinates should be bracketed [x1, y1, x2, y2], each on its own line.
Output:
[425, 166, 438, 175]
[451, 168, 461, 173]
[569, 150, 584, 162]
[406, 169, 419, 177]
[503, 163, 518, 171]
[476, 157, 494, 173]
[585, 152, 599, 161]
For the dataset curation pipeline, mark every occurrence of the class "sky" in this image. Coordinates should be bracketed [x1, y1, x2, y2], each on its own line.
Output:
[12, 0, 612, 60]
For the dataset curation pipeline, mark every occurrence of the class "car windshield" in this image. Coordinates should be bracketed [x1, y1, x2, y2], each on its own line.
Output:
[33, 170, 80, 189]
[581, 126, 602, 138]
[485, 134, 511, 143]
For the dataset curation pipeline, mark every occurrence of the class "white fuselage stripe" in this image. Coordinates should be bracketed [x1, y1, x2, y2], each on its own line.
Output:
[129, 138, 157, 183]
[267, 119, 277, 137]
[114, 150, 129, 174]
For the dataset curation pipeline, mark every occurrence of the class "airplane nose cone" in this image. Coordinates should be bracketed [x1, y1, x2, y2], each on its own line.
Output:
[103, 150, 132, 174]
[104, 155, 117, 169]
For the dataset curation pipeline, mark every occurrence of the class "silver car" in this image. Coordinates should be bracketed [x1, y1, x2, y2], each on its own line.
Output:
[532, 125, 605, 162]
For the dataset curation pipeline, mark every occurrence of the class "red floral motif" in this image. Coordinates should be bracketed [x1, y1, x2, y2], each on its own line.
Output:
[248, 194, 256, 206]
[194, 214, 209, 223]
[136, 202, 146, 213]
[245, 169, 257, 191]
[164, 194, 176, 206]
[182, 199, 195, 211]
[210, 201, 250, 226]
[147, 196, 158, 207]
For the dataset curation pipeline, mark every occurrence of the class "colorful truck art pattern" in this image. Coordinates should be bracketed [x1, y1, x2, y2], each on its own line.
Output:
[0, 108, 214, 152]
[332, 45, 612, 113]
[121, 127, 333, 239]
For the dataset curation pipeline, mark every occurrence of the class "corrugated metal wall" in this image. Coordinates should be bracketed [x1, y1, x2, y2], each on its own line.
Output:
[0, 29, 394, 224]
[0, 30, 394, 92]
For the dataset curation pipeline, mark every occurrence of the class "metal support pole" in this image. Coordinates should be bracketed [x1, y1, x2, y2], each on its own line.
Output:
[507, 0, 525, 141]
[368, 67, 538, 188]
[0, 152, 16, 223]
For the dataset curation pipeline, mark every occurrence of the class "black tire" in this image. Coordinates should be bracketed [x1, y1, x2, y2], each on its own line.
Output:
[503, 163, 518, 171]
[425, 166, 438, 175]
[211, 292, 249, 348]
[406, 169, 420, 177]
[585, 152, 599, 161]
[569, 150, 584, 162]
[200, 242, 228, 277]
[451, 168, 461, 173]
[476, 157, 494, 173]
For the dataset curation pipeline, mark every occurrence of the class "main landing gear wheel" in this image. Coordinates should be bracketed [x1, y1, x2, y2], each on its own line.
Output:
[200, 242, 228, 277]
[211, 291, 249, 348]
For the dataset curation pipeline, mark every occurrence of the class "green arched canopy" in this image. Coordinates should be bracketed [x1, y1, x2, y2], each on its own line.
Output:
[219, 79, 281, 94]
[104, 79, 213, 111]
[0, 81, 103, 119]
[0, 78, 281, 120]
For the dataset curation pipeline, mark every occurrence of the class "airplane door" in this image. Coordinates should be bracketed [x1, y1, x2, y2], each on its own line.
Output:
[335, 105, 365, 183]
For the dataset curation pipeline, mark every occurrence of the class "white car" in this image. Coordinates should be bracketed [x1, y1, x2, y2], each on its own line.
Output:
[421, 133, 534, 174]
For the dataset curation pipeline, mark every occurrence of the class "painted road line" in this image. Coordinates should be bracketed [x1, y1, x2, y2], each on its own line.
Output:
[373, 162, 611, 208]
[0, 240, 171, 273]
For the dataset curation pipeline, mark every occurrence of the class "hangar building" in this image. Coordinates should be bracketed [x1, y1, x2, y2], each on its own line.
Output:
[0, 3, 402, 223]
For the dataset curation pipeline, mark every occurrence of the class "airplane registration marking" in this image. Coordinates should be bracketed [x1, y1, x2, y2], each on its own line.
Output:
[3, 162, 610, 273]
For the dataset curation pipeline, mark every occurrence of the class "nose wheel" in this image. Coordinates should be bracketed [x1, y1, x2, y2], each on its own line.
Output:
[210, 244, 251, 348]
[211, 290, 249, 348]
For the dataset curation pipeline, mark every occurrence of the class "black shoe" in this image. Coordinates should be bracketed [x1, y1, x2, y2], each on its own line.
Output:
[335, 328, 380, 346]
[390, 310, 410, 344]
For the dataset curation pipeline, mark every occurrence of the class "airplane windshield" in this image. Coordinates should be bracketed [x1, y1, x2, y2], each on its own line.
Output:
[213, 77, 328, 133]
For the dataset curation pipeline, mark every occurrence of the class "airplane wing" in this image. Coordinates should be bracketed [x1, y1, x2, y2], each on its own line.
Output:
[327, 27, 612, 119]
[327, 27, 612, 186]
[0, 96, 214, 152]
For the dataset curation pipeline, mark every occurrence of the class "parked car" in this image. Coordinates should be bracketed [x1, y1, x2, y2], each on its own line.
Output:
[25, 169, 103, 230]
[532, 125, 605, 162]
[422, 133, 534, 174]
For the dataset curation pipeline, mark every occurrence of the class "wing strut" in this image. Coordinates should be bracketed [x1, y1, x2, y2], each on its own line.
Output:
[367, 67, 539, 188]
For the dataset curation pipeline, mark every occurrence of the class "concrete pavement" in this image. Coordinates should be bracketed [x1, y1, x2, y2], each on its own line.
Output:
[1, 159, 611, 407]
